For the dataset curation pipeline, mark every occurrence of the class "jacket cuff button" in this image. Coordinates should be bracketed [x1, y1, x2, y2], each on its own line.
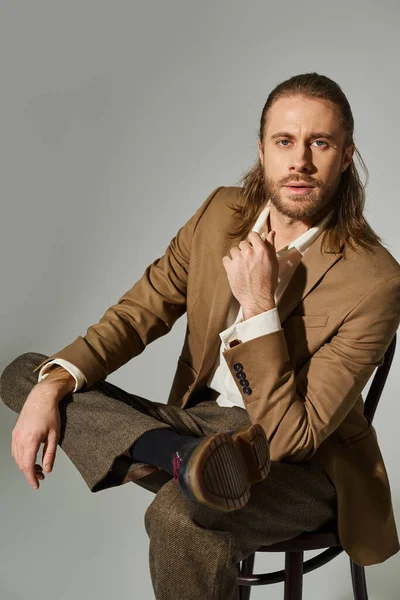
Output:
[233, 362, 243, 372]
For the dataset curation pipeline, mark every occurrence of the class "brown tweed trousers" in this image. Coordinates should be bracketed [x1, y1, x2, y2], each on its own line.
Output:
[1, 351, 337, 600]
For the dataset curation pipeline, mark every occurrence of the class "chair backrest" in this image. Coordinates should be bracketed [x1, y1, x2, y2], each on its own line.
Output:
[364, 333, 397, 423]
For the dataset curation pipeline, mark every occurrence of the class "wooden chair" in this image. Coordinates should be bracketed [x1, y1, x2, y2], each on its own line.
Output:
[237, 333, 397, 600]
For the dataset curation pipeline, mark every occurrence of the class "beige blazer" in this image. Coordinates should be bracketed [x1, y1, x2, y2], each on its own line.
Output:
[34, 186, 400, 566]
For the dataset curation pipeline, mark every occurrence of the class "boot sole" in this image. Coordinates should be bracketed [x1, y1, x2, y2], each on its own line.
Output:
[184, 424, 270, 512]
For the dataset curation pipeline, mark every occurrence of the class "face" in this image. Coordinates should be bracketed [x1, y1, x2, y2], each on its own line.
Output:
[258, 95, 355, 222]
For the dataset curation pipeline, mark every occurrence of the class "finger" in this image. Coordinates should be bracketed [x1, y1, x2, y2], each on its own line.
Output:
[264, 230, 276, 249]
[266, 230, 276, 242]
[247, 231, 267, 248]
[22, 442, 41, 489]
[229, 246, 241, 258]
[222, 255, 231, 270]
[247, 231, 262, 241]
[43, 432, 58, 472]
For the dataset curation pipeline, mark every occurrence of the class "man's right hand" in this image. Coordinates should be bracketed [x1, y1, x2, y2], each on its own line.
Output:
[11, 367, 75, 490]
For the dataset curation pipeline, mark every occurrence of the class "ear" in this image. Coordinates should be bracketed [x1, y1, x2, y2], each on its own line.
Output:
[341, 143, 355, 173]
[258, 140, 264, 165]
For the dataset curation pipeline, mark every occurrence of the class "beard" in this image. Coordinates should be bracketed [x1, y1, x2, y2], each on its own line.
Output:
[262, 171, 341, 222]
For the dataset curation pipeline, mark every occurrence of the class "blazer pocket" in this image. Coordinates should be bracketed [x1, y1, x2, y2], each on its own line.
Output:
[284, 315, 329, 328]
[283, 315, 329, 369]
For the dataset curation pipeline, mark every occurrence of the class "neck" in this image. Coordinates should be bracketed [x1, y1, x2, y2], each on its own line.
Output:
[267, 205, 309, 252]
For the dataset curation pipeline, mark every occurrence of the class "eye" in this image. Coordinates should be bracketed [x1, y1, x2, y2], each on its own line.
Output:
[313, 140, 328, 148]
[277, 139, 291, 146]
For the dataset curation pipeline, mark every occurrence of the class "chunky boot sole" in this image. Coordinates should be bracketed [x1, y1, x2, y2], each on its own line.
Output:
[179, 423, 271, 512]
[231, 423, 271, 483]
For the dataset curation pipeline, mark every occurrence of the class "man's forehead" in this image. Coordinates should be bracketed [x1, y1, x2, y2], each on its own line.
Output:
[265, 96, 342, 138]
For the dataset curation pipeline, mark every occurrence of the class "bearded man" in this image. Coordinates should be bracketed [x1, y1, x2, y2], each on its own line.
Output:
[2, 72, 399, 600]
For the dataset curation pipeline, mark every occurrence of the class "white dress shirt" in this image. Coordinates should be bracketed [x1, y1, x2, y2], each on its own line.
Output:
[38, 201, 331, 409]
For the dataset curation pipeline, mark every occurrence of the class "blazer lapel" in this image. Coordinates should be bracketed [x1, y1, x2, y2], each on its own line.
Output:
[278, 235, 343, 324]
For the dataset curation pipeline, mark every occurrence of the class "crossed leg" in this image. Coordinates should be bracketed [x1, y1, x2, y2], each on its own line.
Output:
[1, 352, 337, 599]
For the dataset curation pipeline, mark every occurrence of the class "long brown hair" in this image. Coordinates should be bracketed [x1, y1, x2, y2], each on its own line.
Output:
[229, 73, 382, 253]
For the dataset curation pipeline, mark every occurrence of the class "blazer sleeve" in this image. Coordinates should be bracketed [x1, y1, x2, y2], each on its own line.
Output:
[32, 186, 224, 389]
[221, 275, 400, 462]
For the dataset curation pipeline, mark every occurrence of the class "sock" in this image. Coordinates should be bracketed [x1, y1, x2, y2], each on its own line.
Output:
[129, 428, 197, 476]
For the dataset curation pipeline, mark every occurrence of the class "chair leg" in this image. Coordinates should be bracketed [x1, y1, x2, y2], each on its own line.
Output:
[350, 559, 369, 600]
[284, 551, 304, 600]
[238, 553, 255, 600]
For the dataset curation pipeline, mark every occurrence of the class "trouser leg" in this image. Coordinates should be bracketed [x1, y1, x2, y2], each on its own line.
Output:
[1, 352, 338, 600]
[144, 458, 337, 600]
[0, 352, 250, 493]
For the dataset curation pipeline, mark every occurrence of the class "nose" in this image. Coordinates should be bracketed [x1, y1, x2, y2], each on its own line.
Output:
[289, 144, 313, 173]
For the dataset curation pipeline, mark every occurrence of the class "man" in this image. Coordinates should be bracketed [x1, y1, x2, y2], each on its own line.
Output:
[1, 72, 400, 599]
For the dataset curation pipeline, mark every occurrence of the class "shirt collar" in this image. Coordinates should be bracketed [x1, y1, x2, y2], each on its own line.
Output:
[251, 200, 332, 256]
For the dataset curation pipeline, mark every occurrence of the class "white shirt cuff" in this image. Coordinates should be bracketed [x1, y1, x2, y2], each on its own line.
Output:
[219, 308, 281, 348]
[38, 359, 86, 392]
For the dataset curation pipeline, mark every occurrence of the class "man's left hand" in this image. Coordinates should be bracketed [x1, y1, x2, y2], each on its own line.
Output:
[222, 230, 279, 320]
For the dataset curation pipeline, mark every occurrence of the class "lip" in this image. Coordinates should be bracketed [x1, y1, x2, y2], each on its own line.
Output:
[284, 185, 314, 195]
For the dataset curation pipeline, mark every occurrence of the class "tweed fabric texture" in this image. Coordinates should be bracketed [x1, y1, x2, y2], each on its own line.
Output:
[1, 352, 337, 599]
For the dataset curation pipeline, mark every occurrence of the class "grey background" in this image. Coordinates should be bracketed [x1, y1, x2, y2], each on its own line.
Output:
[1, 1, 399, 598]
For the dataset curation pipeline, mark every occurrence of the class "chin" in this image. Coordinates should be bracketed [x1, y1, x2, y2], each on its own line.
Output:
[271, 193, 322, 220]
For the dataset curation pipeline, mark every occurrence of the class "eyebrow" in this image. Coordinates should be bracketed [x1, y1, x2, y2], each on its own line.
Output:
[270, 131, 337, 143]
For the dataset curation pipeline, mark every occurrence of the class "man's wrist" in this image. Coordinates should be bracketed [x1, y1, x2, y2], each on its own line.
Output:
[37, 366, 76, 400]
[242, 300, 276, 320]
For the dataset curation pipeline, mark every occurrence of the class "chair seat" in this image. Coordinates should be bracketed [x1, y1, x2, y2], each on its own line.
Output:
[258, 519, 341, 552]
